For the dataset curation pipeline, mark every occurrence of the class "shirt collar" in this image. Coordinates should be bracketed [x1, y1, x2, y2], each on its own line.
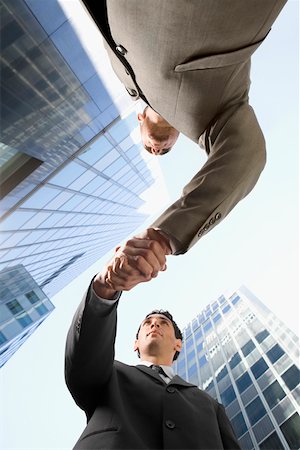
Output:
[139, 360, 175, 380]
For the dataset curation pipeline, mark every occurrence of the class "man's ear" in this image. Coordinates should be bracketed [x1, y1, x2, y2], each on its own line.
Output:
[137, 112, 145, 124]
[133, 339, 139, 352]
[174, 339, 182, 353]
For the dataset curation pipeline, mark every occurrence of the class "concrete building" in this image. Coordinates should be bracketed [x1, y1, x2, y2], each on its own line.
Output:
[174, 286, 300, 449]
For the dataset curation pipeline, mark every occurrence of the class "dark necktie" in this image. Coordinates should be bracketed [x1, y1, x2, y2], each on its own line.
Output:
[151, 364, 166, 376]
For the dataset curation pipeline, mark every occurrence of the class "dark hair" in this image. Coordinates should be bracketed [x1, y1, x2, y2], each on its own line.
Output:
[141, 106, 172, 155]
[136, 309, 183, 361]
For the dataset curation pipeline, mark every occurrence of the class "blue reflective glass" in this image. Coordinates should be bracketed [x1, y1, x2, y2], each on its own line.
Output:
[229, 353, 241, 369]
[255, 329, 270, 343]
[36, 304, 49, 316]
[22, 186, 60, 208]
[68, 170, 97, 191]
[221, 385, 236, 407]
[250, 357, 268, 379]
[231, 295, 241, 305]
[51, 21, 95, 84]
[0, 331, 7, 344]
[203, 320, 212, 333]
[186, 337, 194, 349]
[195, 329, 203, 340]
[188, 363, 197, 376]
[185, 325, 192, 338]
[213, 313, 221, 323]
[266, 344, 285, 364]
[103, 157, 126, 177]
[280, 413, 300, 449]
[78, 136, 112, 165]
[197, 342, 204, 352]
[109, 121, 130, 143]
[216, 365, 228, 382]
[260, 432, 284, 450]
[17, 314, 33, 328]
[246, 397, 266, 425]
[222, 304, 231, 314]
[282, 365, 300, 391]
[263, 380, 286, 408]
[231, 412, 247, 438]
[236, 372, 252, 393]
[84, 74, 112, 111]
[199, 355, 208, 367]
[241, 340, 255, 357]
[50, 161, 86, 187]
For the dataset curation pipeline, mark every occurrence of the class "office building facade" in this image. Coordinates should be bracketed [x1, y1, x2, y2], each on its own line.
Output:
[174, 286, 300, 449]
[0, 264, 55, 367]
[0, 0, 166, 299]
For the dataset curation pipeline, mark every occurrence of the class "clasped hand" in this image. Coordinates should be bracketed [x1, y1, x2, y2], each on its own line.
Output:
[93, 228, 171, 296]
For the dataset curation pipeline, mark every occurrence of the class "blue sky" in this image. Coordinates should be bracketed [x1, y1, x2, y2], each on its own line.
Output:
[1, 2, 298, 449]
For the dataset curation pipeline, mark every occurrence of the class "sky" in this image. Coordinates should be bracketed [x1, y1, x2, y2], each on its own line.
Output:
[1, 2, 299, 449]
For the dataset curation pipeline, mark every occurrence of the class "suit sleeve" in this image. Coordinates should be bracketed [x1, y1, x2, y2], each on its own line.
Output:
[151, 103, 266, 254]
[217, 404, 242, 449]
[64, 282, 119, 412]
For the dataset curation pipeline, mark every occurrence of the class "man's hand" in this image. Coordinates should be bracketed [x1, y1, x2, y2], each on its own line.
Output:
[93, 229, 170, 298]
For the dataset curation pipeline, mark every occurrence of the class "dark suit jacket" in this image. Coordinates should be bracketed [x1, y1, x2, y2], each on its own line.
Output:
[65, 287, 241, 449]
[81, 0, 286, 254]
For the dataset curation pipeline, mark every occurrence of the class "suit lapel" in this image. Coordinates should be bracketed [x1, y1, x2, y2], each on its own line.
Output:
[169, 375, 198, 388]
[135, 364, 166, 384]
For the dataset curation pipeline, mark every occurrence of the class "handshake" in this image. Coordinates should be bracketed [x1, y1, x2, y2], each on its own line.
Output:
[93, 228, 172, 299]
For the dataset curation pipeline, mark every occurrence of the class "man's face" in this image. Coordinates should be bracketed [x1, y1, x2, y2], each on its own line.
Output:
[134, 314, 182, 362]
[137, 109, 179, 155]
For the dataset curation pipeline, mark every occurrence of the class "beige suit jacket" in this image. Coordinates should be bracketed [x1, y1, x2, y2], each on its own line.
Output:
[82, 0, 286, 254]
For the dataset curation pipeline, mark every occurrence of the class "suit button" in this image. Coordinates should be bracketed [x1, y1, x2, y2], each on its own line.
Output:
[204, 224, 210, 231]
[209, 217, 215, 225]
[165, 420, 175, 429]
[166, 386, 176, 393]
[198, 229, 203, 237]
[215, 212, 222, 220]
[116, 45, 127, 55]
[126, 88, 138, 97]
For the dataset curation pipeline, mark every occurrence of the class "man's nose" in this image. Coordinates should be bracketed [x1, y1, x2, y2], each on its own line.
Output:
[151, 147, 162, 155]
[150, 321, 159, 328]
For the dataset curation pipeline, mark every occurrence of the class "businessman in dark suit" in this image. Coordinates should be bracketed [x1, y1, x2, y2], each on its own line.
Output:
[81, 0, 287, 262]
[65, 237, 241, 449]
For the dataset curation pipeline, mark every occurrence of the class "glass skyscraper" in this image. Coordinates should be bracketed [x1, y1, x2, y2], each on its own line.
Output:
[0, 0, 167, 299]
[0, 264, 55, 367]
[174, 286, 300, 449]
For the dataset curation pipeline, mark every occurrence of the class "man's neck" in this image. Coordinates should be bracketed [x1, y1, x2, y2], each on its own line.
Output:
[140, 355, 173, 366]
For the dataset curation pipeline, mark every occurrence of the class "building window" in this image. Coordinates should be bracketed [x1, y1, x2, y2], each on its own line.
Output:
[221, 385, 236, 407]
[241, 340, 255, 357]
[25, 291, 40, 304]
[259, 432, 284, 450]
[231, 295, 241, 305]
[222, 304, 231, 314]
[36, 304, 49, 316]
[198, 355, 208, 367]
[281, 365, 300, 391]
[212, 313, 221, 323]
[203, 320, 212, 334]
[280, 413, 300, 449]
[231, 412, 247, 438]
[266, 344, 285, 364]
[0, 331, 7, 345]
[6, 299, 23, 315]
[186, 337, 194, 349]
[250, 357, 268, 379]
[245, 396, 266, 426]
[255, 329, 270, 343]
[216, 365, 228, 382]
[236, 372, 252, 393]
[197, 341, 204, 352]
[263, 380, 286, 409]
[229, 352, 241, 369]
[17, 314, 33, 328]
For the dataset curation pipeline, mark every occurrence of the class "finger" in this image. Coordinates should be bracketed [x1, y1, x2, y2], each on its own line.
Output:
[119, 238, 167, 270]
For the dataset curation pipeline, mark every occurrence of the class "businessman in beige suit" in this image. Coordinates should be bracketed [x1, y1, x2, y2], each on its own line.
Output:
[81, 0, 287, 286]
